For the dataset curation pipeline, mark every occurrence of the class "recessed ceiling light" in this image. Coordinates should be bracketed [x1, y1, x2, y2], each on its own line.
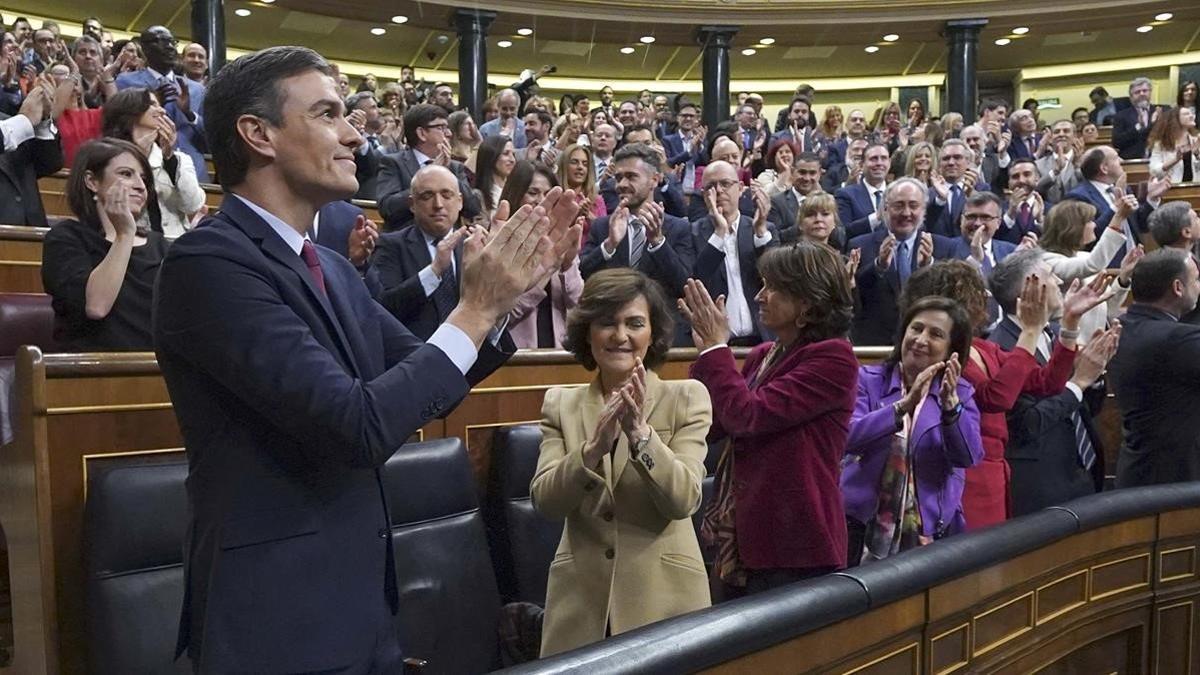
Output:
[759, 37, 775, 45]
[620, 46, 635, 54]
[517, 28, 533, 36]
[639, 36, 656, 44]
[864, 45, 879, 53]
[883, 34, 899, 42]
[1154, 12, 1173, 21]
[1012, 26, 1029, 35]
[1137, 25, 1154, 33]
[497, 39, 512, 48]
[234, 8, 251, 16]
[994, 38, 1011, 45]
[370, 27, 386, 36]
[390, 15, 408, 24]
[260, 0, 274, 3]
[741, 48, 757, 55]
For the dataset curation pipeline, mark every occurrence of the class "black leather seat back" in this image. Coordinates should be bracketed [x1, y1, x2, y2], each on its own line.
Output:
[381, 438, 501, 674]
[83, 453, 190, 675]
[486, 425, 563, 605]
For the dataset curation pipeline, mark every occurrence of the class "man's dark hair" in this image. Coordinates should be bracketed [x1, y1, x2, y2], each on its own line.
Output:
[345, 91, 375, 112]
[620, 123, 653, 145]
[101, 87, 155, 140]
[1071, 106, 1089, 119]
[612, 142, 662, 173]
[524, 109, 552, 128]
[1131, 248, 1193, 304]
[794, 151, 821, 165]
[11, 17, 29, 30]
[789, 95, 811, 109]
[1150, 201, 1196, 248]
[1079, 147, 1107, 181]
[989, 249, 1044, 314]
[1089, 86, 1109, 99]
[402, 103, 447, 147]
[70, 34, 101, 56]
[979, 97, 1008, 115]
[675, 100, 699, 114]
[1007, 156, 1039, 175]
[204, 46, 333, 189]
[618, 99, 639, 109]
[964, 190, 1003, 212]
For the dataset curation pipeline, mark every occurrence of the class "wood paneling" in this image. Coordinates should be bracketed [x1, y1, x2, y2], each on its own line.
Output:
[0, 225, 49, 294]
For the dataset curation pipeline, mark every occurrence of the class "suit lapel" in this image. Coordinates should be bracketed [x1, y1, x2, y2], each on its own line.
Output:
[856, 183, 874, 217]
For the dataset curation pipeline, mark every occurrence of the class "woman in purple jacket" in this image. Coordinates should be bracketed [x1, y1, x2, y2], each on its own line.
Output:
[841, 296, 984, 565]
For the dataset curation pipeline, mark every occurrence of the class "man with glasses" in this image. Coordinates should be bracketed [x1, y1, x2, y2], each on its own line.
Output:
[662, 101, 705, 200]
[376, 103, 481, 230]
[115, 25, 210, 181]
[949, 192, 1016, 277]
[925, 139, 991, 238]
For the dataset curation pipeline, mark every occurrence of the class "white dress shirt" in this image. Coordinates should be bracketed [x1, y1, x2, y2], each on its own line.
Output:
[707, 214, 772, 337]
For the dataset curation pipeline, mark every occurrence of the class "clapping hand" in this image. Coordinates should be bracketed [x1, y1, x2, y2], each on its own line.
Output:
[1016, 232, 1039, 251]
[98, 181, 139, 239]
[1118, 244, 1145, 287]
[1070, 322, 1121, 390]
[704, 187, 730, 237]
[636, 199, 666, 247]
[876, 232, 896, 270]
[846, 248, 862, 289]
[917, 232, 934, 267]
[896, 361, 944, 416]
[1061, 274, 1115, 331]
[750, 183, 770, 233]
[346, 214, 379, 267]
[617, 360, 650, 441]
[606, 200, 630, 253]
[677, 278, 730, 351]
[155, 116, 177, 159]
[938, 354, 962, 412]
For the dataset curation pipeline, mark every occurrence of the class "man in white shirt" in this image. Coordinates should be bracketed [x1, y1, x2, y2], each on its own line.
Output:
[835, 141, 889, 240]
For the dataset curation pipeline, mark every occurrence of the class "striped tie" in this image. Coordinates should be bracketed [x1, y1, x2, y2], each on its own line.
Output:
[629, 219, 646, 267]
[1073, 410, 1096, 471]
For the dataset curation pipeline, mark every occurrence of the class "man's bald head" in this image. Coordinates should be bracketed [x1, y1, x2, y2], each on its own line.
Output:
[702, 160, 741, 218]
[497, 88, 519, 121]
[409, 165, 463, 237]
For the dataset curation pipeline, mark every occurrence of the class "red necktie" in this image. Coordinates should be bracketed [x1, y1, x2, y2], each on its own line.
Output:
[300, 240, 327, 295]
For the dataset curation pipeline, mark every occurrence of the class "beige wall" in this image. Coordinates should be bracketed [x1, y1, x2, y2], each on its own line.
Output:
[1017, 68, 1173, 121]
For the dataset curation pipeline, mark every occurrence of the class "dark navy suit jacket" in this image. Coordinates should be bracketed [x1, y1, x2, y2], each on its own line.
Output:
[316, 200, 382, 298]
[154, 196, 509, 672]
[923, 181, 994, 239]
[692, 216, 780, 340]
[1063, 181, 1153, 266]
[372, 223, 464, 341]
[579, 212, 695, 298]
[849, 227, 957, 345]
[835, 181, 881, 241]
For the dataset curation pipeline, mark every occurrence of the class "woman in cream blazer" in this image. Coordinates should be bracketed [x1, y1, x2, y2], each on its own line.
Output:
[531, 268, 712, 657]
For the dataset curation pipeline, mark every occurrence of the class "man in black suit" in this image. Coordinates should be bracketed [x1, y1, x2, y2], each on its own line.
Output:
[924, 140, 992, 238]
[315, 199, 382, 297]
[988, 250, 1112, 514]
[345, 91, 383, 201]
[661, 101, 705, 204]
[692, 160, 779, 345]
[0, 75, 62, 226]
[849, 177, 956, 345]
[1149, 202, 1200, 323]
[581, 142, 695, 300]
[376, 103, 480, 230]
[1109, 248, 1200, 487]
[768, 151, 822, 243]
[1112, 77, 1163, 160]
[153, 47, 577, 672]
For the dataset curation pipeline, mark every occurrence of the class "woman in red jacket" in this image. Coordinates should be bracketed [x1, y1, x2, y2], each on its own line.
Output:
[898, 258, 1110, 529]
[681, 241, 859, 599]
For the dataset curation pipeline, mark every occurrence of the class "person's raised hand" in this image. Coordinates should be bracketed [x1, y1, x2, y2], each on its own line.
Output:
[174, 77, 191, 116]
[751, 183, 771, 233]
[917, 232, 934, 267]
[346, 108, 367, 134]
[677, 278, 730, 351]
[606, 200, 630, 253]
[930, 170, 950, 201]
[456, 199, 554, 329]
[431, 226, 468, 277]
[636, 198, 665, 247]
[435, 140, 453, 167]
[897, 361, 944, 416]
[938, 354, 961, 412]
[1016, 231, 1039, 251]
[1015, 272, 1051, 332]
[876, 232, 896, 269]
[1118, 244, 1145, 287]
[1147, 175, 1171, 202]
[969, 225, 986, 264]
[618, 359, 651, 440]
[346, 214, 379, 267]
[156, 116, 177, 159]
[98, 181, 139, 239]
[585, 387, 629, 467]
[704, 186, 730, 237]
[17, 77, 48, 124]
[846, 248, 862, 289]
[1113, 193, 1138, 222]
[1061, 274, 1114, 332]
[997, 129, 1012, 155]
[1071, 321, 1121, 390]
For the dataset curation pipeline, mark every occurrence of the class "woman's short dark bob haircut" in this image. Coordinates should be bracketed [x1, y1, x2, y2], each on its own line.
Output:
[563, 268, 675, 371]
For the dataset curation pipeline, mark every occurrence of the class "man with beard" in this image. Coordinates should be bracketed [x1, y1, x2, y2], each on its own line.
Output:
[1113, 77, 1163, 159]
[1149, 202, 1200, 324]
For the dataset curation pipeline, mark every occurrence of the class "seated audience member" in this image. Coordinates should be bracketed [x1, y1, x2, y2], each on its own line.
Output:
[103, 87, 205, 238]
[997, 158, 1049, 242]
[115, 26, 208, 182]
[373, 165, 486, 340]
[988, 251, 1116, 514]
[947, 192, 1015, 275]
[842, 296, 983, 562]
[42, 138, 166, 350]
[1112, 77, 1164, 160]
[899, 259, 1106, 529]
[849, 178, 956, 346]
[344, 91, 383, 201]
[835, 142, 889, 240]
[682, 243, 858, 596]
[0, 74, 64, 227]
[532, 268, 712, 656]
[1081, 122, 1100, 144]
[181, 42, 207, 83]
[755, 139, 798, 197]
[580, 143, 694, 302]
[904, 141, 936, 186]
[1071, 107, 1091, 133]
[1148, 106, 1198, 182]
[475, 134, 516, 222]
[693, 160, 779, 346]
[501, 161, 584, 348]
[556, 142, 606, 221]
[768, 152, 822, 241]
[376, 103, 481, 230]
[789, 190, 843, 250]
[925, 140, 991, 238]
[1089, 86, 1116, 125]
[1108, 248, 1200, 487]
[448, 109, 481, 172]
[1065, 146, 1165, 263]
[479, 87, 526, 148]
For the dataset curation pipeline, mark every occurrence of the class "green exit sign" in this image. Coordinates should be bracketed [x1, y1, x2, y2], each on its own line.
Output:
[1036, 97, 1061, 109]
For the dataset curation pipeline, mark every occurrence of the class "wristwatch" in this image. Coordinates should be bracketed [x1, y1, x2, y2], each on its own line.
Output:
[632, 432, 651, 455]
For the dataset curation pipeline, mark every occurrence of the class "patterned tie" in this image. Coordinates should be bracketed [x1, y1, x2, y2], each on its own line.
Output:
[1027, 136, 1036, 156]
[299, 240, 326, 295]
[431, 238, 458, 318]
[981, 250, 993, 275]
[628, 218, 646, 267]
[1074, 410, 1096, 471]
[896, 240, 912, 284]
[1019, 201, 1032, 232]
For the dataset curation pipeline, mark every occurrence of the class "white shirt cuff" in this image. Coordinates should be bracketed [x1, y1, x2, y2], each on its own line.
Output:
[699, 343, 729, 357]
[997, 153, 1011, 168]
[1003, 213, 1016, 229]
[487, 316, 510, 347]
[1065, 382, 1084, 403]
[600, 241, 617, 260]
[753, 230, 773, 247]
[868, 212, 881, 229]
[935, 194, 948, 206]
[646, 238, 666, 253]
[427, 323, 479, 376]
[0, 114, 34, 151]
[707, 233, 727, 250]
[33, 119, 56, 140]
[418, 265, 441, 297]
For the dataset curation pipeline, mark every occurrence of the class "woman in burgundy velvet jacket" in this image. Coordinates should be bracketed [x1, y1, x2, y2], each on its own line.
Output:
[682, 241, 860, 600]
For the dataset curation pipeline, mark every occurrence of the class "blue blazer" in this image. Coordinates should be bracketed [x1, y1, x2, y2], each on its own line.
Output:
[1063, 181, 1153, 266]
[923, 181, 994, 239]
[995, 196, 1054, 244]
[947, 237, 1016, 266]
[1006, 133, 1042, 161]
[316, 200, 382, 298]
[835, 181, 878, 241]
[849, 227, 958, 346]
[372, 223, 465, 341]
[115, 69, 208, 182]
[579, 212, 695, 298]
[154, 196, 510, 671]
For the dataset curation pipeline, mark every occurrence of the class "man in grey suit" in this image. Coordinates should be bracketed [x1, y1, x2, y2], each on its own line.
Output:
[375, 103, 481, 230]
[768, 151, 822, 243]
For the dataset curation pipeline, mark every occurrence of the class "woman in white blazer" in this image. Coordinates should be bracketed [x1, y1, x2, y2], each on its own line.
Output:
[1148, 106, 1198, 183]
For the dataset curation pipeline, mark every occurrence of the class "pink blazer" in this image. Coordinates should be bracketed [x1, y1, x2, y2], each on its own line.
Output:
[507, 259, 584, 349]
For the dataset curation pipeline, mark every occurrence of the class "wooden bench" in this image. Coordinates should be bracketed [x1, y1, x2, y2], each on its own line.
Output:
[1122, 159, 1150, 186]
[1165, 182, 1200, 212]
[0, 225, 49, 294]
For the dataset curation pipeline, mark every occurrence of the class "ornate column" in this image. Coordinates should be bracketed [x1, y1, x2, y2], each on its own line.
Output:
[694, 26, 739, 129]
[189, 0, 226, 75]
[454, 9, 496, 123]
[944, 19, 987, 122]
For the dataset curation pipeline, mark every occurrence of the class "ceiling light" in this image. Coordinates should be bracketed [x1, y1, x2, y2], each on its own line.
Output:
[883, 34, 899, 42]
[370, 27, 386, 36]
[759, 37, 775, 45]
[639, 36, 656, 44]
[994, 38, 1011, 45]
[1136, 25, 1154, 33]
[390, 15, 408, 24]
[517, 28, 533, 36]
[741, 48, 757, 55]
[864, 45, 879, 53]
[1012, 26, 1029, 35]
[260, 0, 274, 3]
[234, 8, 251, 16]
[620, 46, 635, 54]
[1154, 12, 1173, 21]
[497, 39, 512, 48]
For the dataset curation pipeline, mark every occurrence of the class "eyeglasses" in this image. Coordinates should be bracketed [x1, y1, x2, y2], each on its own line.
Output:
[423, 122, 449, 131]
[963, 213, 998, 222]
[705, 179, 740, 191]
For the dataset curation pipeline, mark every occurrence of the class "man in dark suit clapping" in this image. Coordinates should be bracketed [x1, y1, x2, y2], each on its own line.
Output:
[1112, 77, 1163, 160]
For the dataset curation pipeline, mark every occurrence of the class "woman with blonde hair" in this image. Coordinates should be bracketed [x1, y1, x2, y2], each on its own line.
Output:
[904, 141, 937, 186]
[556, 142, 606, 220]
[787, 191, 843, 250]
[816, 105, 845, 144]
